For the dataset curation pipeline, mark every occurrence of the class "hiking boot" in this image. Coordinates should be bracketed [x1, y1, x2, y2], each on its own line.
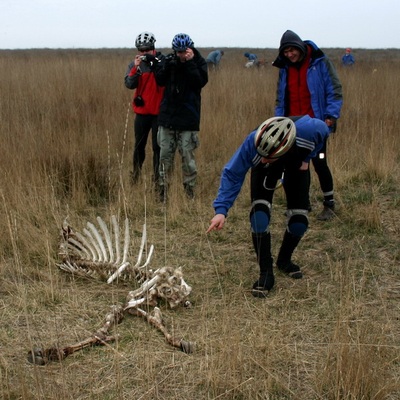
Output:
[184, 184, 195, 200]
[251, 273, 275, 298]
[277, 262, 303, 279]
[317, 206, 335, 221]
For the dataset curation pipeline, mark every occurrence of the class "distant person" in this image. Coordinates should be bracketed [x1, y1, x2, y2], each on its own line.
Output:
[206, 116, 330, 297]
[124, 31, 165, 186]
[244, 52, 259, 68]
[154, 33, 208, 201]
[342, 48, 355, 66]
[206, 50, 224, 69]
[273, 30, 343, 221]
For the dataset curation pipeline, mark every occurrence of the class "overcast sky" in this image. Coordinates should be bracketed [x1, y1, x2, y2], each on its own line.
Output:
[0, 0, 398, 50]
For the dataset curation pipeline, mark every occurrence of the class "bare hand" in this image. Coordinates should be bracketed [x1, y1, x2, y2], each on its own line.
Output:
[325, 118, 335, 127]
[177, 48, 194, 63]
[134, 55, 142, 66]
[299, 161, 309, 171]
[185, 48, 194, 61]
[206, 214, 226, 233]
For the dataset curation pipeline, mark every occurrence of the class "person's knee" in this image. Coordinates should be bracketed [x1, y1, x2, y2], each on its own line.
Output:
[287, 211, 309, 237]
[250, 200, 271, 234]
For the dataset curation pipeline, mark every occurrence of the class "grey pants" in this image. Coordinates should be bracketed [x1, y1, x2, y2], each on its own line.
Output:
[157, 126, 199, 188]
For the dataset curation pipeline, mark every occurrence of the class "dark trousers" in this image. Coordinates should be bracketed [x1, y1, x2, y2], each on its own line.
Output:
[250, 160, 310, 210]
[133, 114, 160, 183]
[311, 138, 334, 201]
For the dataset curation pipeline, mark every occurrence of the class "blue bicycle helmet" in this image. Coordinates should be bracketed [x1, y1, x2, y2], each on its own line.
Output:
[172, 33, 194, 51]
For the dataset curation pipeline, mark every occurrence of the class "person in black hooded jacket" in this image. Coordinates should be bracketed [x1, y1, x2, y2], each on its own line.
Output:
[273, 30, 343, 221]
[154, 33, 208, 201]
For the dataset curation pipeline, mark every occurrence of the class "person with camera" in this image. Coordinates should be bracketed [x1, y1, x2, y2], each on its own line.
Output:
[154, 33, 208, 201]
[206, 116, 330, 297]
[124, 31, 165, 185]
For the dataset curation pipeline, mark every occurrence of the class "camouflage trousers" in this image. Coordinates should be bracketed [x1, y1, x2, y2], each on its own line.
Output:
[157, 127, 199, 188]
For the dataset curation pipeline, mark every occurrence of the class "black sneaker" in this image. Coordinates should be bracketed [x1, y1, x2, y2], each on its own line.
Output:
[316, 206, 335, 221]
[251, 273, 275, 298]
[277, 262, 303, 279]
[317, 200, 335, 220]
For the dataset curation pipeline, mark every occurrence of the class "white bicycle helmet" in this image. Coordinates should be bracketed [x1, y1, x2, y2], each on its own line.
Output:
[135, 32, 156, 50]
[254, 117, 296, 158]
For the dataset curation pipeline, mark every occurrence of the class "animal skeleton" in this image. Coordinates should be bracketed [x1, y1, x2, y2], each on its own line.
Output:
[28, 216, 194, 365]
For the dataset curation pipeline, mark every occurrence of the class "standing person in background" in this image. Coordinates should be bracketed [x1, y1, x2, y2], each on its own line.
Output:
[206, 116, 330, 297]
[206, 50, 224, 70]
[154, 33, 208, 202]
[244, 52, 259, 68]
[273, 30, 343, 221]
[342, 48, 355, 67]
[124, 31, 165, 186]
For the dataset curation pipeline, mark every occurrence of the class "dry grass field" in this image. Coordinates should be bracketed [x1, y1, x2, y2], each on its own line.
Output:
[0, 47, 399, 399]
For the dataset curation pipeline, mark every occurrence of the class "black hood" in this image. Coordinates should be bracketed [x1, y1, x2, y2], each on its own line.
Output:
[278, 30, 307, 58]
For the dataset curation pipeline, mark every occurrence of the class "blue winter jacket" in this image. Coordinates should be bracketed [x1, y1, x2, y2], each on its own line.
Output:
[212, 116, 330, 216]
[244, 52, 258, 61]
[206, 50, 223, 65]
[273, 41, 343, 121]
[342, 54, 355, 66]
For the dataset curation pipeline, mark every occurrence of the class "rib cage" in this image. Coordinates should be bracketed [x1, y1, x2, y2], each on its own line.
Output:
[58, 216, 154, 283]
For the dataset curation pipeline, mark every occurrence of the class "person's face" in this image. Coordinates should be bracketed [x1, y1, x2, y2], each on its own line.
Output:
[137, 48, 153, 55]
[176, 49, 186, 60]
[176, 48, 194, 63]
[283, 46, 302, 63]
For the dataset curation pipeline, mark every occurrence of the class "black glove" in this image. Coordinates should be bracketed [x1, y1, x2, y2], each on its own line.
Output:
[143, 54, 156, 63]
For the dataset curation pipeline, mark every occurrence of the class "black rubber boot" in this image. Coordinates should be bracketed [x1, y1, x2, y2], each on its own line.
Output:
[251, 232, 275, 297]
[276, 230, 303, 279]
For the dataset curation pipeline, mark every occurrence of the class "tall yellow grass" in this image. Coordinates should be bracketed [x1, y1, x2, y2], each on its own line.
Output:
[0, 48, 399, 399]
